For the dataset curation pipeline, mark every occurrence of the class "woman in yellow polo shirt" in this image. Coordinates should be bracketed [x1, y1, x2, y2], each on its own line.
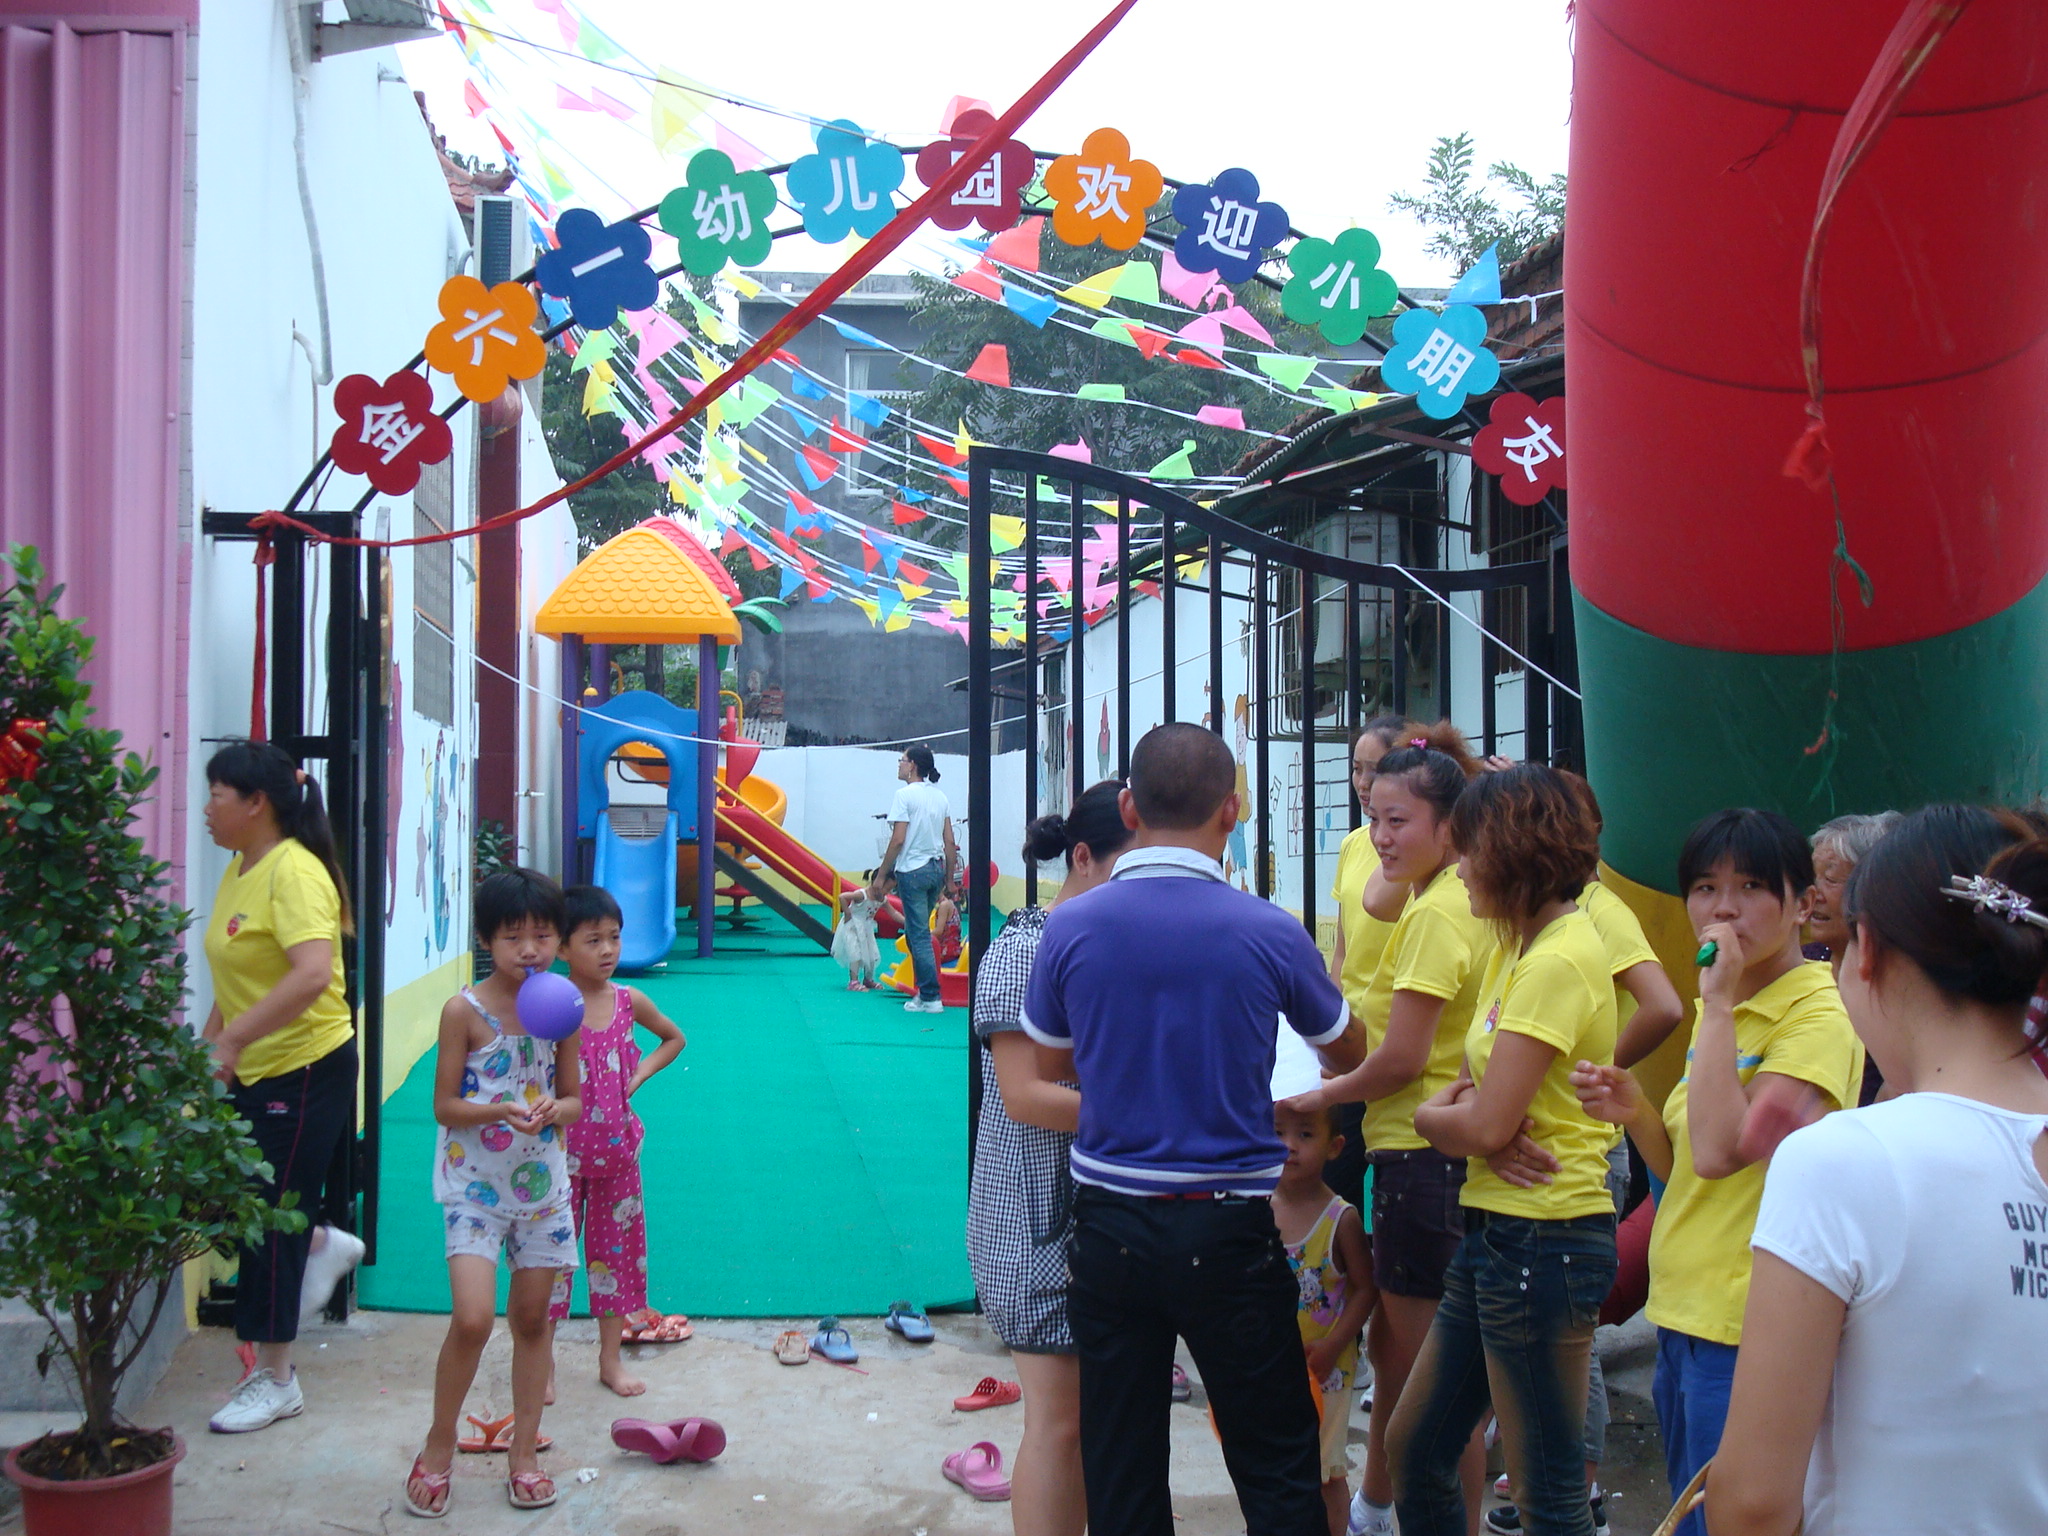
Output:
[1288, 722, 1489, 1536]
[199, 741, 364, 1436]
[1389, 764, 1618, 1536]
[1572, 809, 1862, 1536]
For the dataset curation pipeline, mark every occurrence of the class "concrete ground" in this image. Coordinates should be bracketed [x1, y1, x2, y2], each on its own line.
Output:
[0, 1310, 1671, 1535]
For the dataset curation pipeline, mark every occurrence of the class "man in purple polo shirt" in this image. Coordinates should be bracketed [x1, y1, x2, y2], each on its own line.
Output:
[1022, 723, 1368, 1536]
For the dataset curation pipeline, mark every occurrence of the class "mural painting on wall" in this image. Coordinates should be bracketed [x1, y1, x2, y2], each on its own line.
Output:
[1226, 693, 1252, 892]
[415, 732, 458, 959]
[1096, 698, 1112, 782]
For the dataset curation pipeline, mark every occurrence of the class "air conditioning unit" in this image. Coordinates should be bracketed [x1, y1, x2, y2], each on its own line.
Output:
[473, 195, 529, 287]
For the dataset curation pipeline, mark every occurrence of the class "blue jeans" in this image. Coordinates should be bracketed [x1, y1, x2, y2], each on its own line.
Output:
[1653, 1328, 1737, 1536]
[1390, 1212, 1616, 1536]
[894, 858, 944, 1001]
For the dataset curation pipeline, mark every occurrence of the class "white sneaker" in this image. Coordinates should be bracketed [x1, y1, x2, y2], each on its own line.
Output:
[1347, 1489, 1393, 1536]
[903, 998, 944, 1014]
[299, 1226, 367, 1323]
[208, 1368, 305, 1433]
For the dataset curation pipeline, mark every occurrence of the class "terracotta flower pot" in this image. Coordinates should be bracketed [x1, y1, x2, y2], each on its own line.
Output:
[2, 1433, 184, 1536]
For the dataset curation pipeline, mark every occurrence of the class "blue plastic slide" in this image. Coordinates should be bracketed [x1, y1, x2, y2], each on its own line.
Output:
[594, 807, 678, 973]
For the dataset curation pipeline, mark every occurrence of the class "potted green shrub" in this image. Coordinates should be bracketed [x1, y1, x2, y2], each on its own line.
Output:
[0, 547, 298, 1535]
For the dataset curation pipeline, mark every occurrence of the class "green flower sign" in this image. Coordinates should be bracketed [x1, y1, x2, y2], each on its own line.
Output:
[659, 149, 778, 276]
[1281, 228, 1400, 346]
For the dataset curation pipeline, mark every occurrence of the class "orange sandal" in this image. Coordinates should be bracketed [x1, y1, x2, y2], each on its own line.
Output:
[403, 1453, 451, 1519]
[508, 1468, 557, 1510]
[953, 1376, 1022, 1411]
[620, 1307, 693, 1343]
[456, 1412, 553, 1454]
[773, 1329, 810, 1365]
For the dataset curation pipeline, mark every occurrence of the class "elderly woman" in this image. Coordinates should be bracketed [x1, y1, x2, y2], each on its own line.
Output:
[1810, 812, 1898, 1107]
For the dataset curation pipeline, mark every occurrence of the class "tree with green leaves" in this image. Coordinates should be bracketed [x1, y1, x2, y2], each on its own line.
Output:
[0, 547, 295, 1478]
[1388, 132, 1566, 274]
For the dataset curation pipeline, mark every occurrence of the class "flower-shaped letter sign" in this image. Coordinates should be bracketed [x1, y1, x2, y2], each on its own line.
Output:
[787, 119, 905, 243]
[1045, 128, 1163, 251]
[1471, 392, 1567, 505]
[329, 370, 454, 494]
[1281, 228, 1400, 346]
[1169, 169, 1289, 284]
[1377, 305, 1501, 420]
[914, 108, 1037, 234]
[423, 276, 547, 403]
[660, 149, 779, 275]
[534, 208, 658, 330]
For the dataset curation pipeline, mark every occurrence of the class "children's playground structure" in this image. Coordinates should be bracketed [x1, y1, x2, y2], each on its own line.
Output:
[536, 518, 903, 971]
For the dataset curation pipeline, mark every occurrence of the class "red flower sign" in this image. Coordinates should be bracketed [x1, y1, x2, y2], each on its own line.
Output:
[914, 109, 1036, 234]
[1471, 392, 1566, 506]
[329, 371, 455, 495]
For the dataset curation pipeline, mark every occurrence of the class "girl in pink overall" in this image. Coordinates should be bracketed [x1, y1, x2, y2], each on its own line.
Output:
[547, 887, 686, 1397]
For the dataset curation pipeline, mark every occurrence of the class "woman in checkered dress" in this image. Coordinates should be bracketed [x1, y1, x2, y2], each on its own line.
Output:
[967, 780, 1133, 1536]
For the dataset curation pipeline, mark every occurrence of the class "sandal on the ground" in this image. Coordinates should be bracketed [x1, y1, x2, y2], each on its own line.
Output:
[403, 1454, 451, 1519]
[456, 1412, 553, 1454]
[809, 1317, 859, 1363]
[508, 1469, 557, 1510]
[1171, 1364, 1192, 1402]
[942, 1440, 1012, 1502]
[952, 1375, 1021, 1411]
[773, 1328, 810, 1365]
[884, 1300, 935, 1342]
[611, 1415, 728, 1464]
[620, 1307, 693, 1343]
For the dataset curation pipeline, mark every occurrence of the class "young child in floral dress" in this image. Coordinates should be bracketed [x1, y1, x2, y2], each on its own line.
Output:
[546, 885, 686, 1397]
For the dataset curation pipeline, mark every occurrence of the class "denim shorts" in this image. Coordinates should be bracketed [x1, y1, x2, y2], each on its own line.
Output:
[1368, 1147, 1467, 1299]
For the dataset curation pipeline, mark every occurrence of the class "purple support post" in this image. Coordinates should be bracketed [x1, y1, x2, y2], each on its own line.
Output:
[590, 643, 612, 705]
[559, 635, 583, 884]
[696, 636, 718, 958]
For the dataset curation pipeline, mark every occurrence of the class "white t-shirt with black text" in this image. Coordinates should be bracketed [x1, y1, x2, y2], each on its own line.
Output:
[887, 780, 952, 874]
[1751, 1093, 2048, 1535]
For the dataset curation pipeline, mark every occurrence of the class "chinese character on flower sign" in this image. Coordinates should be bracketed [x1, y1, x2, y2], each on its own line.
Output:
[659, 149, 778, 275]
[1471, 392, 1567, 506]
[1046, 128, 1163, 251]
[913, 109, 1036, 234]
[328, 370, 454, 494]
[1169, 168, 1289, 284]
[534, 208, 658, 330]
[423, 276, 546, 403]
[1377, 305, 1500, 420]
[1280, 228, 1399, 346]
[787, 119, 905, 242]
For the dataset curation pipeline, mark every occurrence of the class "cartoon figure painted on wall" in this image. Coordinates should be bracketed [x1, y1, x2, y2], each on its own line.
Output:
[1096, 699, 1112, 782]
[416, 732, 455, 960]
[1226, 694, 1252, 891]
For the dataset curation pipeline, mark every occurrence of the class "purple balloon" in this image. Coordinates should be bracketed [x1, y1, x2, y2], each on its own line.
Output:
[517, 970, 585, 1041]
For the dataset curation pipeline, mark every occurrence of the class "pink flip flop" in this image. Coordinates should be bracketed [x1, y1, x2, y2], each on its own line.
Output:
[942, 1440, 1011, 1502]
[610, 1416, 728, 1464]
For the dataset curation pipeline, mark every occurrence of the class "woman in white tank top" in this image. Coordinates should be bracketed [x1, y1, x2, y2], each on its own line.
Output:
[1710, 805, 2048, 1536]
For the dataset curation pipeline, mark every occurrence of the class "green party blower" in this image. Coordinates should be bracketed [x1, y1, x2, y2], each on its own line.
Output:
[1695, 940, 1718, 967]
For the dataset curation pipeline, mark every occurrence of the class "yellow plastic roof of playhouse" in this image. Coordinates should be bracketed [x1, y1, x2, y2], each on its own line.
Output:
[536, 525, 741, 644]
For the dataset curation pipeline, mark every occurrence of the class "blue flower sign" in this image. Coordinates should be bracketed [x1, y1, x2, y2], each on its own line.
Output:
[787, 119, 904, 242]
[1169, 169, 1289, 284]
[1377, 305, 1501, 419]
[534, 208, 657, 330]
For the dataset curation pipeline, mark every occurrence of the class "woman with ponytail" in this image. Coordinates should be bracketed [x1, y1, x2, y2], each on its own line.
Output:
[1709, 807, 2048, 1535]
[965, 780, 1134, 1536]
[1287, 721, 1493, 1536]
[199, 740, 363, 1435]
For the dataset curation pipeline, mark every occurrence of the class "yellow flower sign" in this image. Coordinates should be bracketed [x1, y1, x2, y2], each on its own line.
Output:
[423, 277, 546, 403]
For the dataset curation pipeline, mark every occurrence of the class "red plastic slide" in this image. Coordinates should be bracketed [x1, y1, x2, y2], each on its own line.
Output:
[714, 792, 904, 941]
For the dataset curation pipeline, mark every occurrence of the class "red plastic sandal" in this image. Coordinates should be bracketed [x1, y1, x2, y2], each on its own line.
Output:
[403, 1453, 451, 1519]
[942, 1440, 1012, 1501]
[610, 1416, 727, 1464]
[952, 1376, 1021, 1411]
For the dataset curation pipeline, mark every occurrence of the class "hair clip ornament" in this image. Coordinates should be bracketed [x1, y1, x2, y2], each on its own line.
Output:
[1941, 874, 2048, 930]
[1410, 737, 1428, 749]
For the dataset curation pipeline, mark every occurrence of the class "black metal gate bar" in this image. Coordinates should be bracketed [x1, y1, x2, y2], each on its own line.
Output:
[1208, 532, 1224, 737]
[1161, 509, 1176, 724]
[966, 453, 995, 1173]
[1253, 552, 1271, 902]
[1391, 587, 1409, 721]
[1068, 480, 1085, 807]
[359, 552, 388, 1264]
[1344, 582, 1362, 832]
[1527, 574, 1552, 765]
[1024, 477, 1040, 907]
[1116, 494, 1131, 781]
[1481, 587, 1499, 759]
[1299, 571, 1317, 939]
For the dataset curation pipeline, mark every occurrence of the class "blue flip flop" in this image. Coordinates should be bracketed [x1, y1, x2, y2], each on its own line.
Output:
[810, 1317, 859, 1363]
[885, 1301, 934, 1342]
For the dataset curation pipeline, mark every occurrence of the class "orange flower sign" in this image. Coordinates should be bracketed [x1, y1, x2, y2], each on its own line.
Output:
[1045, 128, 1162, 251]
[423, 276, 546, 403]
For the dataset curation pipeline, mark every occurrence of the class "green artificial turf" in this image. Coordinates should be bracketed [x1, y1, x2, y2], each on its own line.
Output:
[356, 909, 974, 1317]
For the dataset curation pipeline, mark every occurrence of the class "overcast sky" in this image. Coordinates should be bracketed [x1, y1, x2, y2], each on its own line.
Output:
[399, 0, 1574, 288]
